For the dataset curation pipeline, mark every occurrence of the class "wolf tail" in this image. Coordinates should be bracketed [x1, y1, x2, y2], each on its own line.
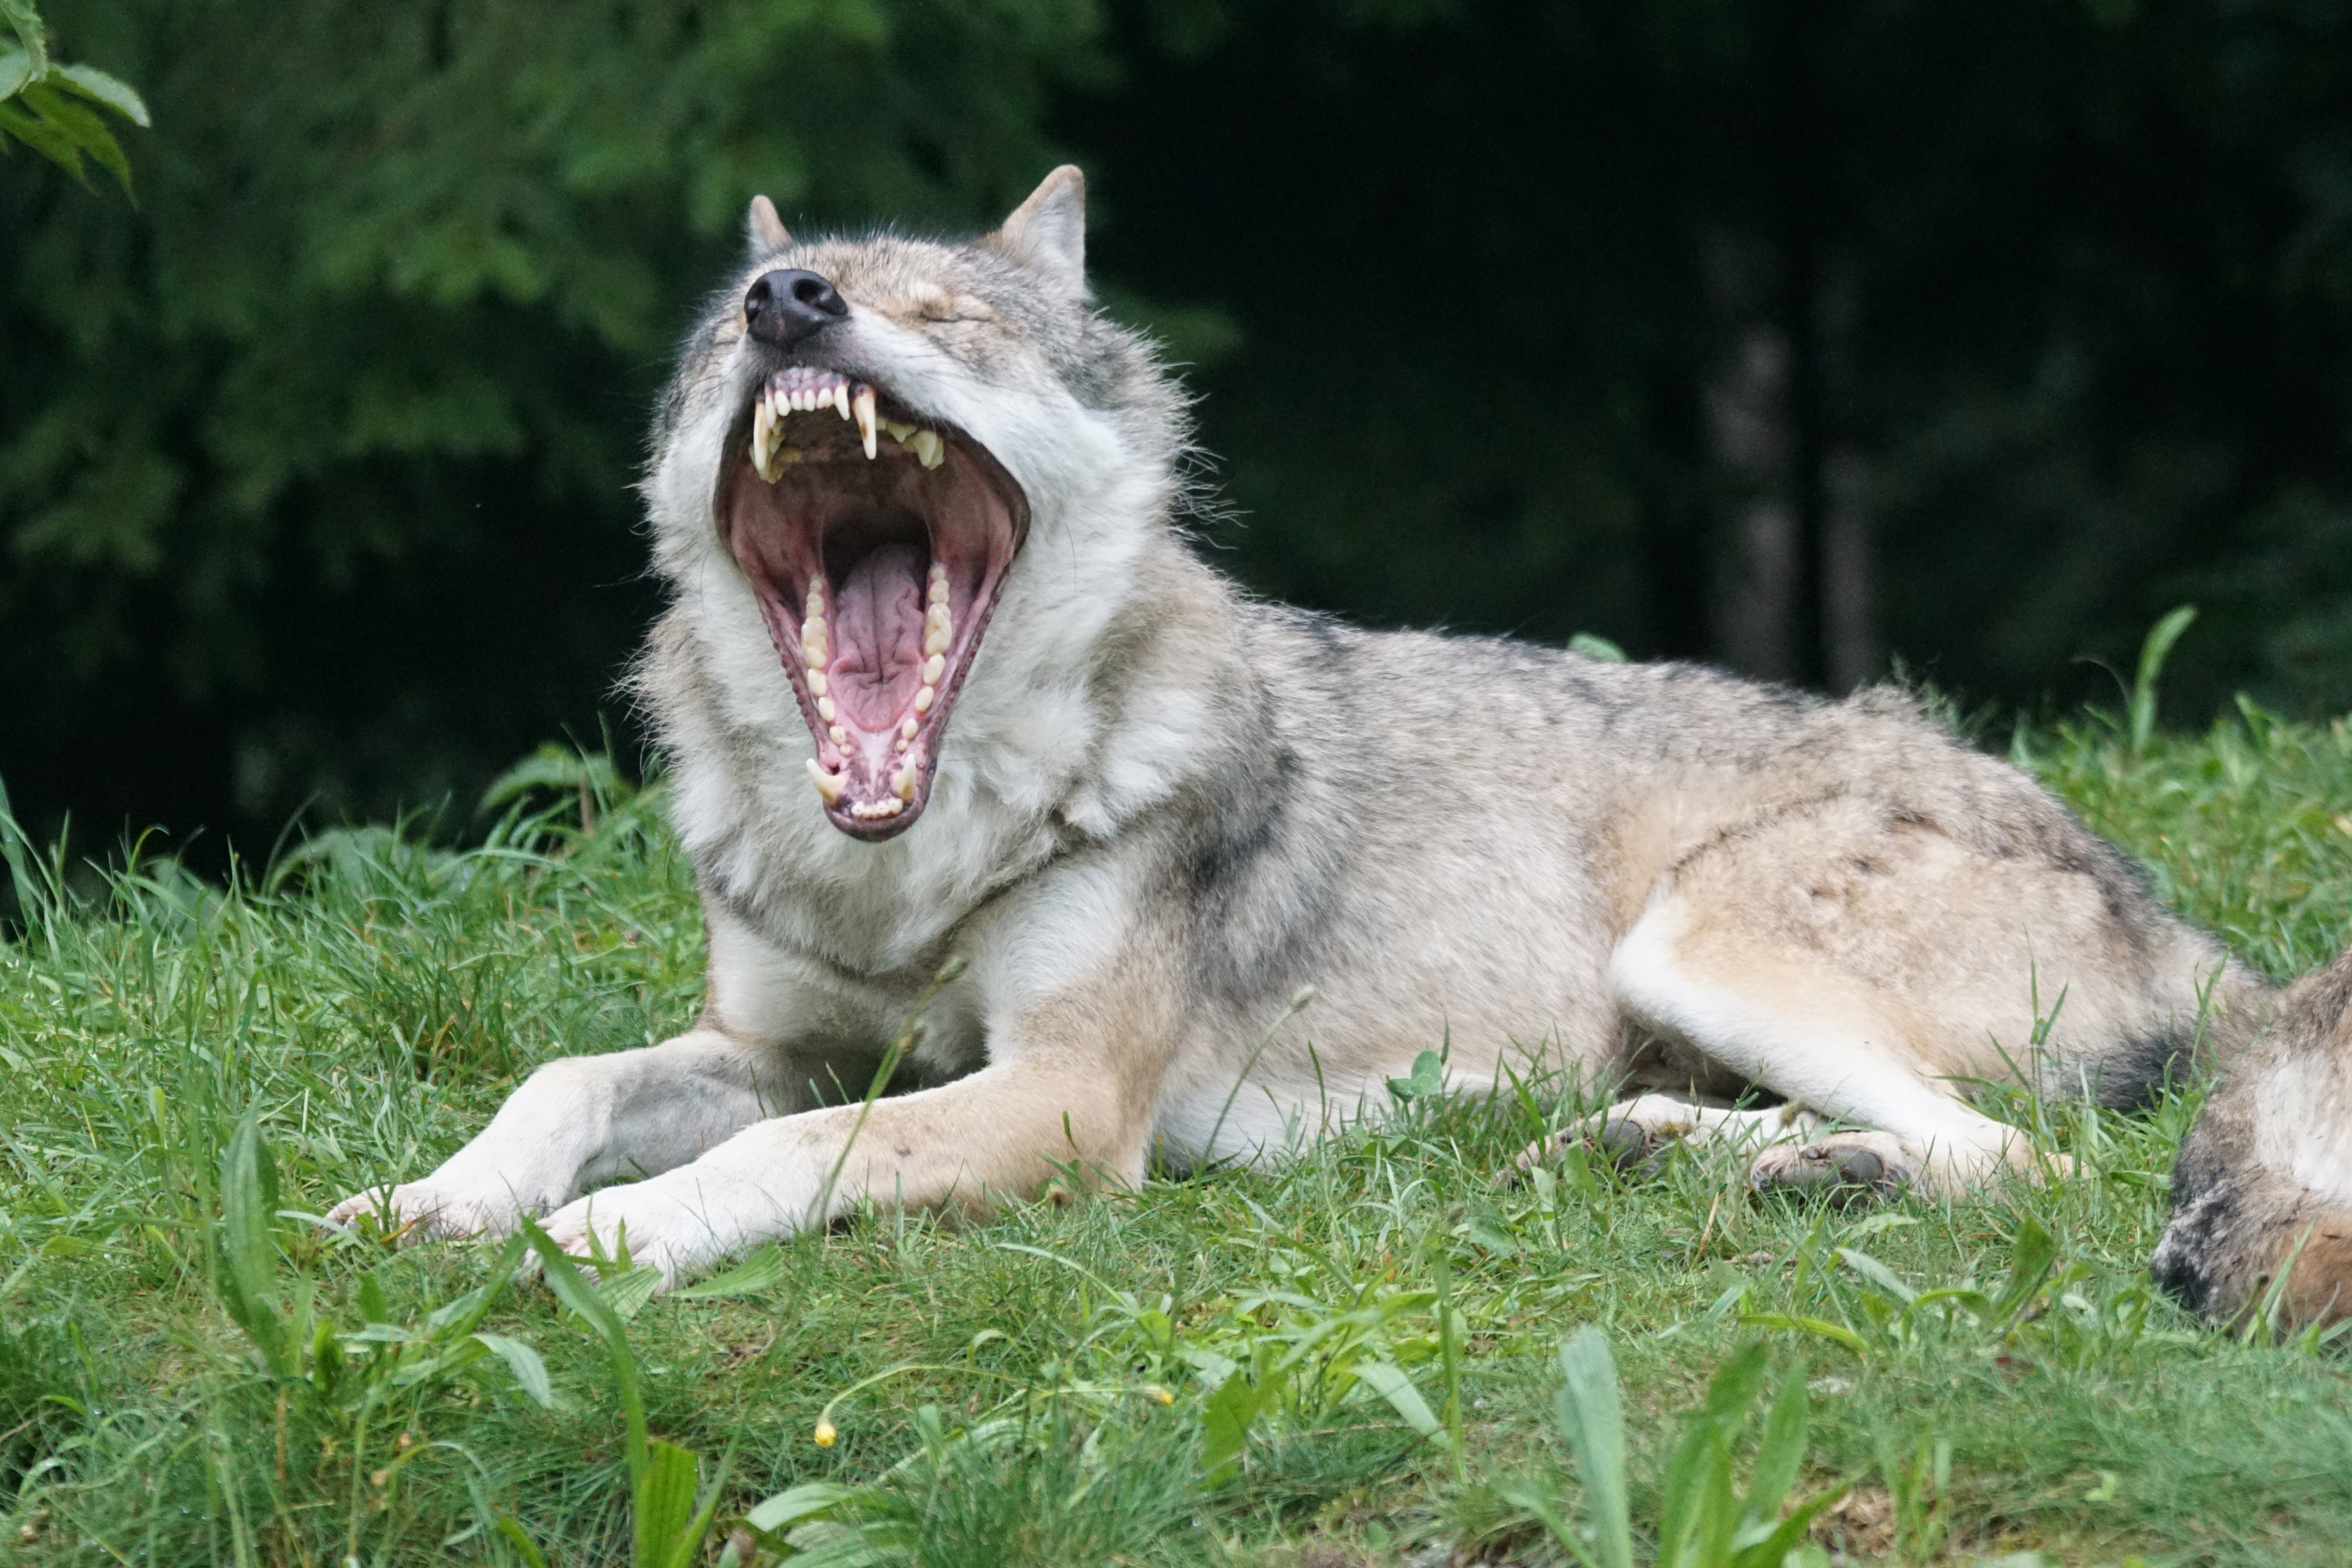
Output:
[2153, 949, 2352, 1328]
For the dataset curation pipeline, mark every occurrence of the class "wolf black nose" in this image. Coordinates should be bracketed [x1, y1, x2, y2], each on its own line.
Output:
[745, 269, 849, 348]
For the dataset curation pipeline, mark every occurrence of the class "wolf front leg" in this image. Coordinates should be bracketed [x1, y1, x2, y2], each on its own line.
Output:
[325, 1029, 782, 1240]
[534, 1040, 1158, 1286]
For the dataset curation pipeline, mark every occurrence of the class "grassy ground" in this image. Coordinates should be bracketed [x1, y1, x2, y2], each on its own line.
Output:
[3, 706, 2352, 1568]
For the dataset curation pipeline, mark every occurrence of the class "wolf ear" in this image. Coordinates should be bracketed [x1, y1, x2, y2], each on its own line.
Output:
[989, 166, 1086, 297]
[746, 194, 792, 253]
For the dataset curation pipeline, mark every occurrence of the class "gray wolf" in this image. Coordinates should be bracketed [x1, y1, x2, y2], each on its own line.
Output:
[325, 171, 2341, 1324]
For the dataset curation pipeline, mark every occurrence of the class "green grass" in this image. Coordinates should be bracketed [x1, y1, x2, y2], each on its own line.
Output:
[3, 708, 2352, 1568]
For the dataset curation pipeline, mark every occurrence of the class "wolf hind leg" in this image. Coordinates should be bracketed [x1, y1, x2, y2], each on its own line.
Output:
[1609, 894, 2052, 1199]
[1513, 1092, 1822, 1180]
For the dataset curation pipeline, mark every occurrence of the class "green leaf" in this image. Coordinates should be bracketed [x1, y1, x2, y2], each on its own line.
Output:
[1738, 1311, 1869, 1355]
[0, 45, 32, 101]
[633, 1438, 700, 1568]
[1836, 1247, 1918, 1305]
[741, 1482, 866, 1537]
[1355, 1359, 1445, 1441]
[1386, 1049, 1445, 1102]
[15, 82, 129, 191]
[1553, 1327, 1634, 1568]
[1744, 1358, 1811, 1526]
[1728, 1481, 1853, 1568]
[668, 1243, 786, 1301]
[0, 2, 44, 73]
[1991, 1218, 2059, 1325]
[472, 1333, 557, 1409]
[1569, 632, 1629, 662]
[51, 62, 148, 126]
[218, 1106, 290, 1376]
[2129, 604, 2198, 753]
[519, 1218, 646, 1481]
[1697, 1341, 1771, 1427]
[597, 1263, 666, 1323]
[1201, 1361, 1285, 1485]
[1498, 1483, 1606, 1568]
[0, 96, 85, 180]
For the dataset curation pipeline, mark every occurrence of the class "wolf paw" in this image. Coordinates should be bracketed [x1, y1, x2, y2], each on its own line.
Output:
[1748, 1132, 1916, 1200]
[323, 1177, 532, 1242]
[533, 1181, 732, 1289]
[1508, 1094, 1735, 1184]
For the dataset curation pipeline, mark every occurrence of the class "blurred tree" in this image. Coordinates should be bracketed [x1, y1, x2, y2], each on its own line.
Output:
[1066, 0, 2352, 720]
[0, 0, 1105, 851]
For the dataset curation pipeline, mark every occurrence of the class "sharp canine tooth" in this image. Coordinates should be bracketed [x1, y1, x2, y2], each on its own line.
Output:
[852, 387, 877, 459]
[892, 766, 917, 802]
[817, 696, 836, 722]
[753, 399, 779, 481]
[922, 654, 945, 684]
[914, 686, 935, 714]
[806, 758, 845, 804]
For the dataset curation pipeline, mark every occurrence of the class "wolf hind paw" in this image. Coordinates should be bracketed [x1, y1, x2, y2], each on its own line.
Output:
[1748, 1132, 1916, 1201]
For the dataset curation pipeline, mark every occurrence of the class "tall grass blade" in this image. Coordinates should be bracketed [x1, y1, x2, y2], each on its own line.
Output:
[2129, 605, 2197, 754]
[1554, 1327, 1634, 1568]
[217, 1107, 289, 1376]
[633, 1439, 700, 1568]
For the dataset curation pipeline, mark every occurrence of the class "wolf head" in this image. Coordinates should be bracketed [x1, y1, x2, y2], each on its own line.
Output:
[642, 168, 1185, 842]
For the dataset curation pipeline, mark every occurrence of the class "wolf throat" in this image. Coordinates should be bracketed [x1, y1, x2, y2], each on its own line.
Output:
[720, 365, 1027, 839]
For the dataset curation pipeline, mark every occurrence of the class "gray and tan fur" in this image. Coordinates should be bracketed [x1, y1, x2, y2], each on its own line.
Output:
[2154, 953, 2352, 1326]
[327, 170, 2337, 1324]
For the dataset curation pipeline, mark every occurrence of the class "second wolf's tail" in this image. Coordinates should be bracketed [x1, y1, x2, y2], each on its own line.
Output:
[2154, 950, 2352, 1327]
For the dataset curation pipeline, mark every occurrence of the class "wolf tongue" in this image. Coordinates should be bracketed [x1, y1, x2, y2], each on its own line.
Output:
[829, 543, 929, 730]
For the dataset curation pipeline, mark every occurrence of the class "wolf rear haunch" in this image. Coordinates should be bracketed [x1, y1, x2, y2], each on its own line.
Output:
[325, 169, 2350, 1327]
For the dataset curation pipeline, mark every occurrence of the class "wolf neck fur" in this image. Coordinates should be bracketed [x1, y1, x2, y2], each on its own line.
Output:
[653, 480, 1252, 975]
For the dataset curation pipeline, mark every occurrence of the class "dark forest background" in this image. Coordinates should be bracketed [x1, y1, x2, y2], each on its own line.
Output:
[8, 0, 2352, 863]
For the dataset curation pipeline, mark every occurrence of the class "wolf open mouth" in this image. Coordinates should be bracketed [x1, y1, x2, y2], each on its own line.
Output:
[721, 366, 1029, 840]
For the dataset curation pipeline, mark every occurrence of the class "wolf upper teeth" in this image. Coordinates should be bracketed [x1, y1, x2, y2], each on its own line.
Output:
[817, 696, 836, 722]
[900, 717, 918, 740]
[750, 376, 945, 477]
[923, 603, 953, 657]
[891, 765, 917, 802]
[922, 654, 945, 684]
[807, 670, 828, 698]
[849, 799, 904, 820]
